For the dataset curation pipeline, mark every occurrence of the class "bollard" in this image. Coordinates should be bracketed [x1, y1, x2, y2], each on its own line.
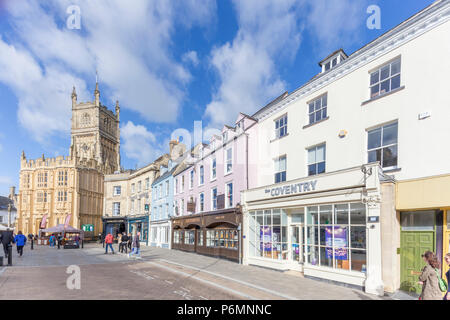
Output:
[81, 240, 84, 249]
[31, 239, 34, 250]
[7, 244, 12, 266]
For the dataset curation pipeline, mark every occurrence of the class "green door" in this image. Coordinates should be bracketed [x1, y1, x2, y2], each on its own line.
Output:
[400, 231, 435, 294]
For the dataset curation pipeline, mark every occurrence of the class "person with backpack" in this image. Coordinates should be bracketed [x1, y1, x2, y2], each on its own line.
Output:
[418, 251, 444, 300]
[444, 253, 450, 300]
[119, 233, 129, 254]
[14, 231, 27, 257]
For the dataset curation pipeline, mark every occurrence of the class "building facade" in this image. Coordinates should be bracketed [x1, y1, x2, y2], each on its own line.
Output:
[0, 187, 18, 228]
[171, 114, 257, 261]
[241, 0, 450, 296]
[16, 83, 120, 236]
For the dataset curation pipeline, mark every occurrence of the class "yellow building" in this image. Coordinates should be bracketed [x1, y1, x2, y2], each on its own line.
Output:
[15, 83, 120, 236]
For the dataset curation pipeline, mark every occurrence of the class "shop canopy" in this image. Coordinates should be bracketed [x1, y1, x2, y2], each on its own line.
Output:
[41, 224, 84, 237]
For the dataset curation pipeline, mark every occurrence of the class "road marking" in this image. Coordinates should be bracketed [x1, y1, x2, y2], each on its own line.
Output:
[199, 296, 208, 300]
[146, 261, 257, 300]
[129, 270, 154, 280]
[180, 287, 190, 292]
[174, 289, 193, 300]
[165, 280, 174, 285]
[157, 258, 296, 300]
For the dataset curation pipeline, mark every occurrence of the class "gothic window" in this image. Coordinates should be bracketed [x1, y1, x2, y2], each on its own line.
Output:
[81, 113, 90, 127]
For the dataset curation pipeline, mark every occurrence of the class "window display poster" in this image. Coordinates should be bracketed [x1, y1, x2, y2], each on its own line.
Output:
[260, 226, 272, 251]
[325, 226, 348, 260]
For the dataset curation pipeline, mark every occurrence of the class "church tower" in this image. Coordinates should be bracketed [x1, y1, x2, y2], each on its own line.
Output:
[70, 82, 120, 174]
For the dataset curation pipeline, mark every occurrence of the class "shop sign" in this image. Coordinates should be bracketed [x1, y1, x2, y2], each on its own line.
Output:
[187, 201, 196, 213]
[82, 224, 94, 232]
[265, 180, 318, 197]
[325, 226, 348, 260]
[217, 194, 225, 210]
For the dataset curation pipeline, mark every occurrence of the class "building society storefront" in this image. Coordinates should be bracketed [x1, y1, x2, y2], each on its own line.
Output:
[241, 163, 390, 295]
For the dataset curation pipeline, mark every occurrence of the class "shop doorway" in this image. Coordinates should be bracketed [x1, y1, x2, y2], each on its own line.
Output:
[400, 211, 436, 294]
[290, 224, 304, 264]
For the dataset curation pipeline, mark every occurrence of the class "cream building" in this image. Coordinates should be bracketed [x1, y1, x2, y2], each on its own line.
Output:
[16, 83, 121, 236]
[103, 153, 172, 245]
[242, 0, 450, 296]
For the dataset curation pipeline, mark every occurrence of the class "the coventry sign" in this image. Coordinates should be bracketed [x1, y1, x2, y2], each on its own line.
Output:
[265, 180, 318, 197]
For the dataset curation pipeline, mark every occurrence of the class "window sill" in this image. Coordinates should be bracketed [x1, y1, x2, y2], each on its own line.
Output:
[270, 133, 290, 143]
[361, 86, 405, 106]
[382, 167, 401, 174]
[302, 117, 330, 130]
[224, 171, 233, 177]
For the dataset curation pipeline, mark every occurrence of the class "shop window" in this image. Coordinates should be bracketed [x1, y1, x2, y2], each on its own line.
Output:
[173, 230, 181, 244]
[305, 203, 367, 272]
[206, 229, 238, 249]
[197, 230, 204, 246]
[368, 122, 398, 169]
[184, 230, 195, 245]
[248, 209, 288, 260]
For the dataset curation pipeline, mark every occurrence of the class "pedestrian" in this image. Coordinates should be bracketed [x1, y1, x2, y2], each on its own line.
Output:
[14, 231, 27, 257]
[49, 234, 55, 247]
[74, 234, 80, 247]
[127, 232, 132, 251]
[418, 251, 443, 300]
[57, 234, 63, 249]
[1, 231, 14, 258]
[104, 233, 115, 254]
[119, 232, 128, 253]
[443, 253, 450, 300]
[129, 232, 141, 258]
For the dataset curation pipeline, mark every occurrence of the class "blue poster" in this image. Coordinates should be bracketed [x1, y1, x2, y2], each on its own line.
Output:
[325, 226, 348, 260]
[260, 226, 272, 252]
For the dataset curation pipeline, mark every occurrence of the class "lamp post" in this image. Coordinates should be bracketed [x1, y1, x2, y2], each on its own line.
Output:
[7, 203, 11, 229]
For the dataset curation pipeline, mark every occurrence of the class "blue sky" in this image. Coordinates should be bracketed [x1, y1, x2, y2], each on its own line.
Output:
[0, 0, 434, 196]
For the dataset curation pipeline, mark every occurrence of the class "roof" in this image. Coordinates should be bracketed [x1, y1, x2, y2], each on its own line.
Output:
[0, 196, 15, 211]
[251, 91, 289, 118]
[152, 164, 179, 185]
[318, 49, 348, 66]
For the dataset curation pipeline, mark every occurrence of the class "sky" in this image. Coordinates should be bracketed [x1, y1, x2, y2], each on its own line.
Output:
[0, 0, 435, 196]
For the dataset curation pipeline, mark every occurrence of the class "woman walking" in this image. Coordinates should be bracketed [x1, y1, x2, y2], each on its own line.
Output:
[418, 251, 443, 300]
[444, 253, 450, 300]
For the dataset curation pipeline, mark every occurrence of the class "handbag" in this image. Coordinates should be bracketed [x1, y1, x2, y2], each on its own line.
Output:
[435, 268, 448, 293]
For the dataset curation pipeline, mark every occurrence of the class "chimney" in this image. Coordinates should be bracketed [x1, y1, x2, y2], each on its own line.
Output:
[169, 139, 179, 154]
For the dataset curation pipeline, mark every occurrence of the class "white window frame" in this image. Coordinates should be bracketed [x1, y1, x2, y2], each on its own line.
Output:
[199, 165, 204, 186]
[274, 155, 287, 184]
[274, 114, 288, 139]
[370, 57, 401, 99]
[307, 144, 326, 176]
[113, 186, 121, 196]
[113, 202, 120, 216]
[225, 147, 233, 174]
[211, 188, 218, 211]
[226, 182, 233, 209]
[308, 94, 328, 125]
[367, 121, 398, 170]
[189, 170, 194, 189]
[211, 157, 217, 181]
[199, 192, 205, 212]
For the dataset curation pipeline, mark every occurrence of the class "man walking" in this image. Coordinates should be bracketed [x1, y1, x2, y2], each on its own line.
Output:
[104, 233, 115, 254]
[1, 230, 14, 259]
[14, 231, 27, 257]
[129, 232, 141, 259]
[119, 232, 128, 254]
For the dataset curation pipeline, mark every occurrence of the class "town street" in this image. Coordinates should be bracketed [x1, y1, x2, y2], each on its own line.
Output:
[0, 243, 385, 300]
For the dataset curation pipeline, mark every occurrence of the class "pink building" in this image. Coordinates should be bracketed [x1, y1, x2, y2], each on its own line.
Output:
[171, 113, 257, 261]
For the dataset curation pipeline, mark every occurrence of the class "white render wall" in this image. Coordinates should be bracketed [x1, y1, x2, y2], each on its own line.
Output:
[248, 15, 450, 188]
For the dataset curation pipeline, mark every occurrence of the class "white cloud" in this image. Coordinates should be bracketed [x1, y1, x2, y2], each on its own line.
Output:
[0, 176, 13, 185]
[182, 51, 200, 67]
[0, 0, 217, 141]
[121, 121, 165, 167]
[204, 0, 303, 128]
[302, 0, 370, 56]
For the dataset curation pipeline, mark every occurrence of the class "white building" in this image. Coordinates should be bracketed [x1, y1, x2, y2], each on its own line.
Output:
[242, 0, 450, 296]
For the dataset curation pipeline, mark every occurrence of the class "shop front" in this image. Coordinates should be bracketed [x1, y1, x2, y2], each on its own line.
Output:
[102, 217, 127, 239]
[396, 174, 450, 295]
[242, 163, 388, 295]
[150, 219, 171, 249]
[172, 208, 242, 262]
[128, 215, 149, 246]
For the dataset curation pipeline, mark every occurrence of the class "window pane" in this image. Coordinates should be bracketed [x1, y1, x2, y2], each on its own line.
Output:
[322, 95, 327, 107]
[315, 111, 322, 122]
[380, 65, 390, 81]
[264, 210, 271, 225]
[401, 211, 435, 231]
[317, 162, 326, 174]
[306, 226, 319, 245]
[391, 74, 401, 90]
[368, 128, 382, 149]
[320, 226, 329, 246]
[309, 103, 315, 113]
[380, 79, 390, 94]
[350, 226, 366, 249]
[320, 246, 333, 268]
[335, 204, 349, 225]
[272, 213, 281, 225]
[315, 99, 322, 110]
[351, 250, 367, 272]
[316, 145, 325, 162]
[320, 205, 332, 224]
[279, 157, 286, 171]
[368, 149, 381, 164]
[382, 145, 398, 168]
[370, 70, 379, 85]
[308, 164, 316, 176]
[308, 149, 316, 164]
[350, 203, 366, 225]
[382, 122, 398, 146]
[306, 246, 319, 265]
[391, 59, 401, 75]
[281, 171, 286, 182]
[322, 108, 327, 119]
[309, 114, 315, 124]
[371, 84, 379, 98]
[306, 206, 319, 225]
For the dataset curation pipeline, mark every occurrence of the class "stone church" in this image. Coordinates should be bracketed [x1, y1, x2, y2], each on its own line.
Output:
[15, 83, 120, 236]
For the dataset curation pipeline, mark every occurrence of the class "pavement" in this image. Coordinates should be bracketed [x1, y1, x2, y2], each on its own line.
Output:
[0, 243, 389, 300]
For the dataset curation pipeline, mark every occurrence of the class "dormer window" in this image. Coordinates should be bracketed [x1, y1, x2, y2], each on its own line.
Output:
[223, 132, 228, 143]
[319, 49, 347, 73]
